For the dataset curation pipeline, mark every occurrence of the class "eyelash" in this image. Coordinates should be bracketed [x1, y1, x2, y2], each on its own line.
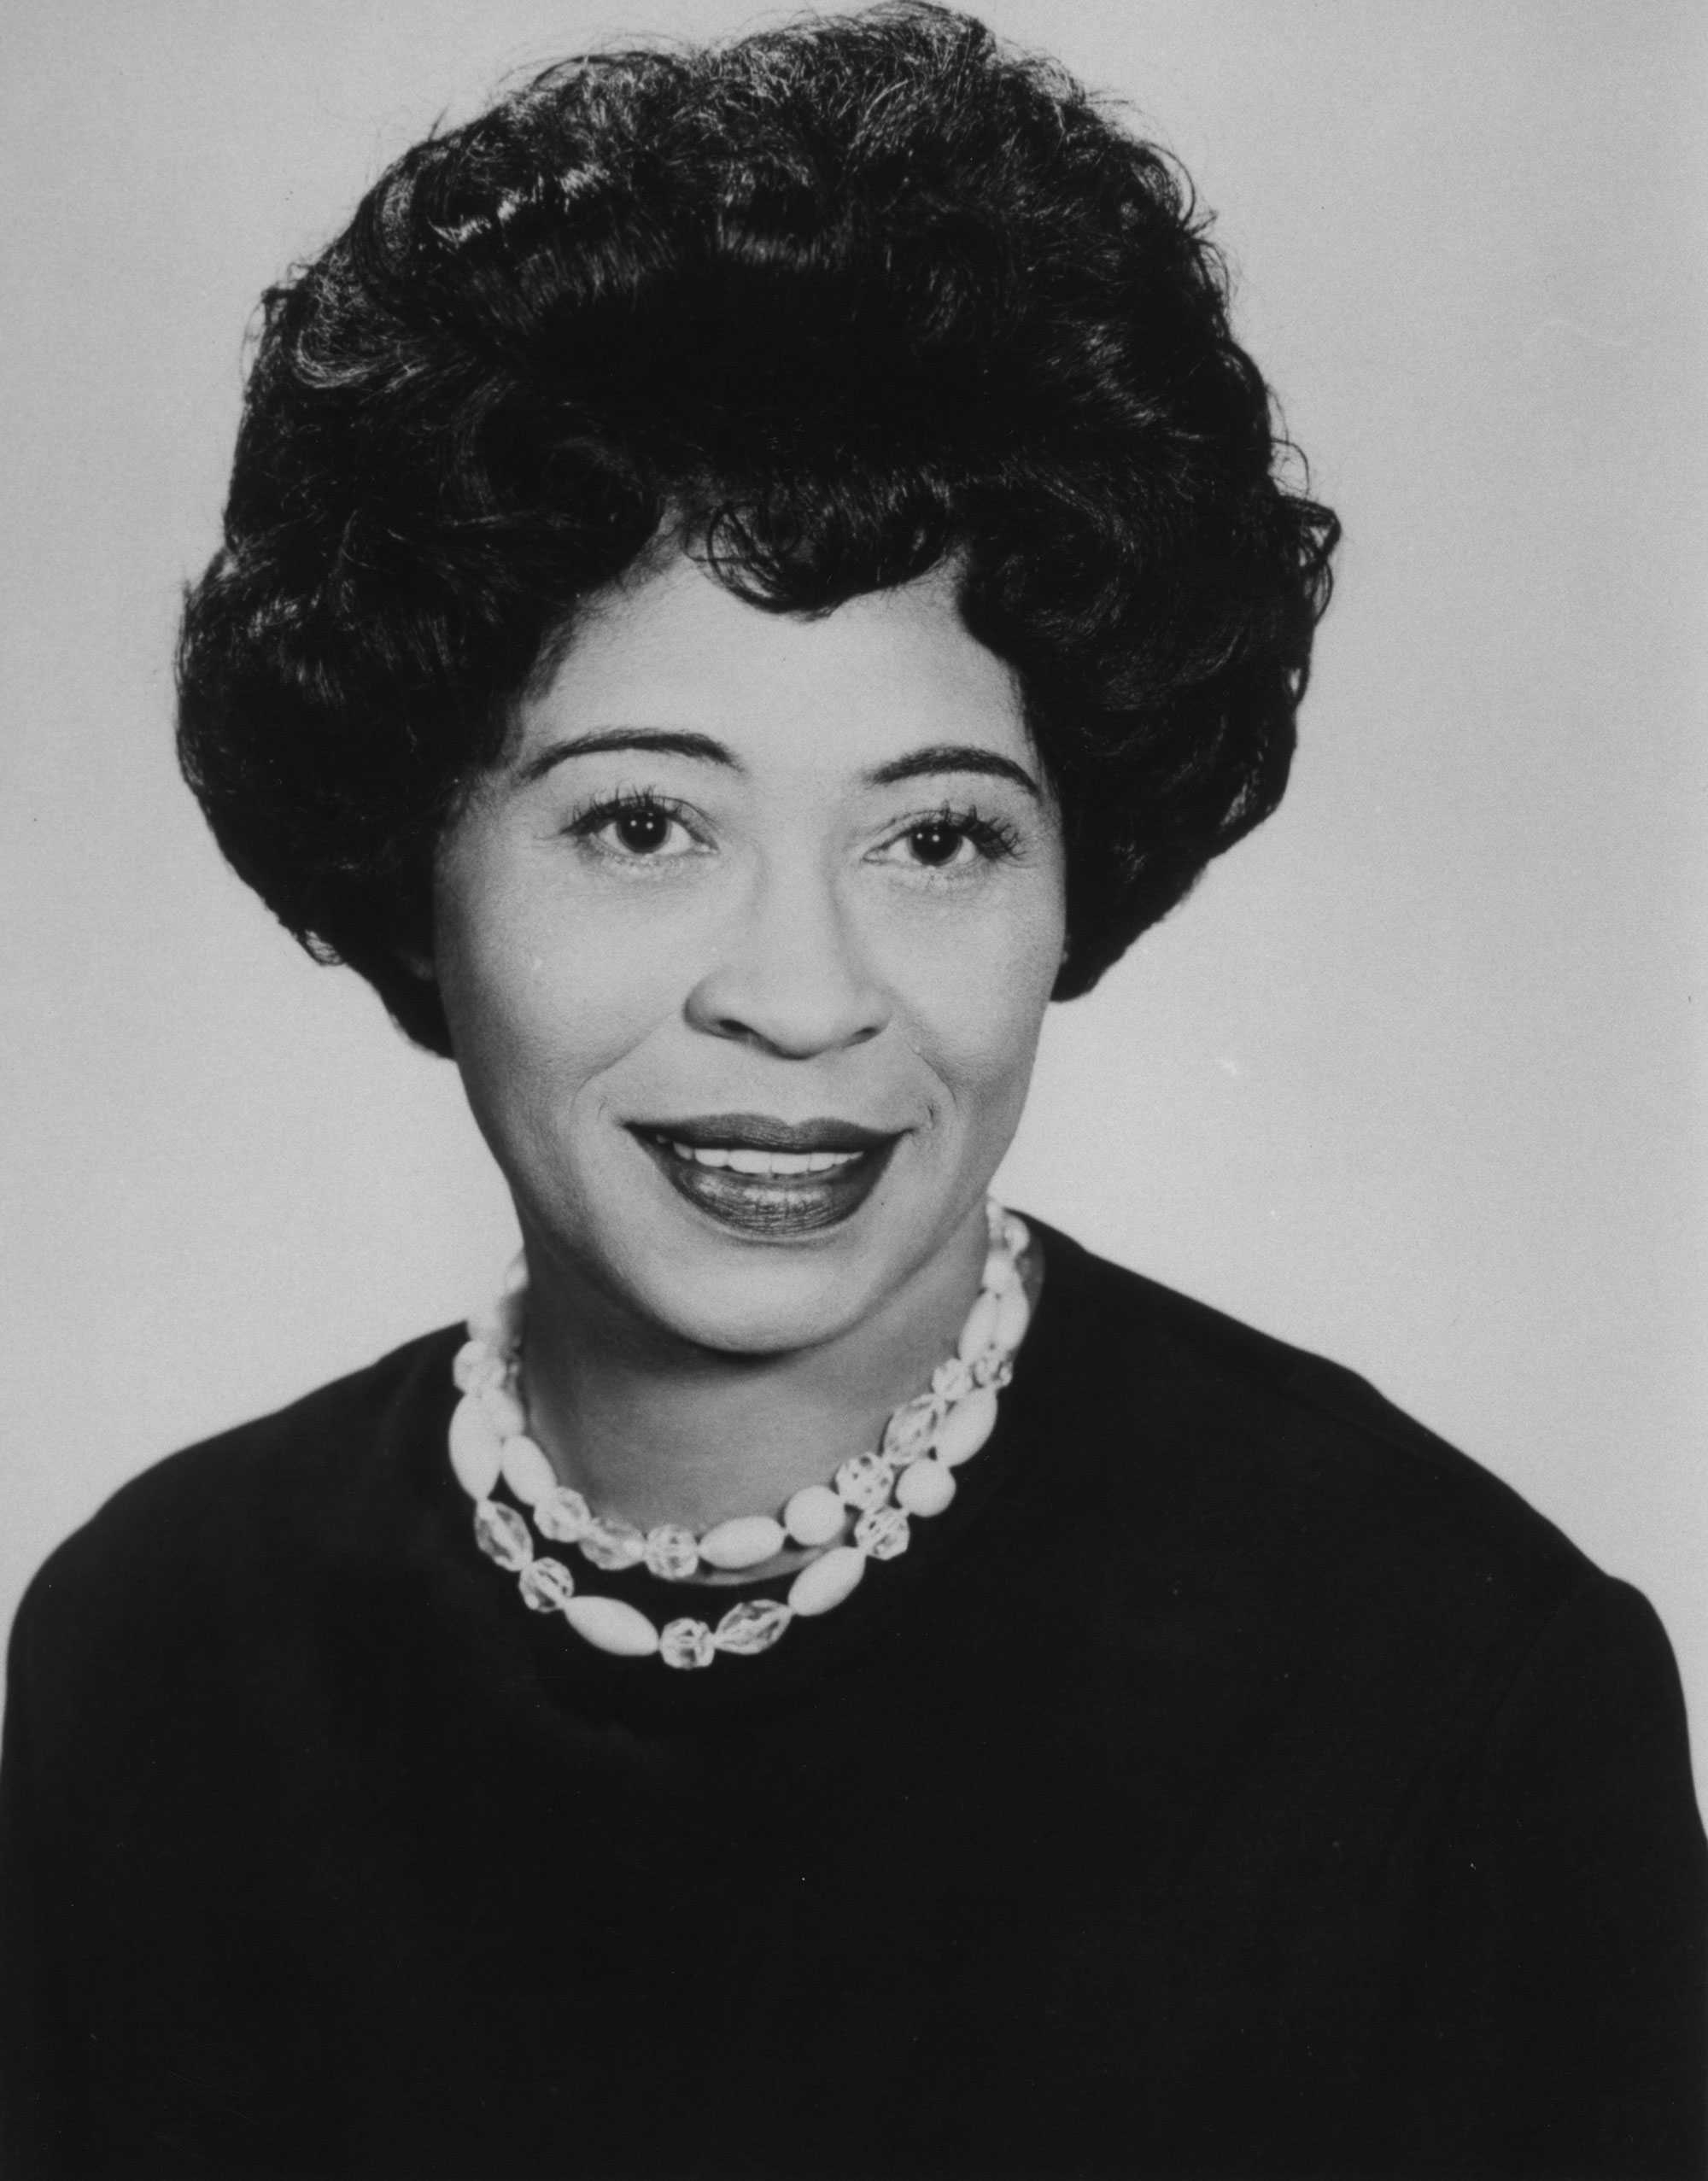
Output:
[563, 790, 1024, 872]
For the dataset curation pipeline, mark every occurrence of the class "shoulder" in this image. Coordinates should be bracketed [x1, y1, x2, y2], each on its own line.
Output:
[1025, 1216, 1636, 1715]
[1034, 1212, 1588, 1562]
[1025, 1218, 1702, 1889]
[9, 1324, 462, 1706]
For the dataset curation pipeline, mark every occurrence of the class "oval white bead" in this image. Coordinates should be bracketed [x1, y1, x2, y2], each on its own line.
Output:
[500, 1433, 557, 1507]
[933, 1384, 999, 1467]
[563, 1594, 659, 1657]
[448, 1395, 503, 1500]
[698, 1515, 787, 1570]
[478, 1380, 529, 1439]
[956, 1289, 1003, 1364]
[788, 1545, 867, 1618]
[896, 1457, 956, 1517]
[981, 1245, 1020, 1295]
[783, 1483, 847, 1547]
[994, 1281, 1030, 1355]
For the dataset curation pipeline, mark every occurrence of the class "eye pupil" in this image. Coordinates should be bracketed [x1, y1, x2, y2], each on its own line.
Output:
[617, 809, 670, 853]
[911, 822, 962, 867]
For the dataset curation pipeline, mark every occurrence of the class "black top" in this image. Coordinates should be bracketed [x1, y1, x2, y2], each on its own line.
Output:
[3, 1223, 1703, 2179]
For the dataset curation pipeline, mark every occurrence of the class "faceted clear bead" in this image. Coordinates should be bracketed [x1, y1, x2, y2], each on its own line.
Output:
[854, 1505, 910, 1560]
[931, 1356, 976, 1402]
[535, 1484, 593, 1544]
[882, 1395, 945, 1463]
[579, 1513, 646, 1573]
[658, 1617, 717, 1670]
[714, 1599, 793, 1658]
[834, 1451, 893, 1510]
[896, 1457, 956, 1518]
[473, 1499, 532, 1572]
[518, 1556, 576, 1612]
[971, 1351, 1015, 1391]
[644, 1523, 702, 1582]
[1001, 1213, 1031, 1261]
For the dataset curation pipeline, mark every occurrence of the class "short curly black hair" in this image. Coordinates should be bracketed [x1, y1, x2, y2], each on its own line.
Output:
[177, 1, 1337, 1056]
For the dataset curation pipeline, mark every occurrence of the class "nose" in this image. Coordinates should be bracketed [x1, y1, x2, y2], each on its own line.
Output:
[684, 857, 890, 1058]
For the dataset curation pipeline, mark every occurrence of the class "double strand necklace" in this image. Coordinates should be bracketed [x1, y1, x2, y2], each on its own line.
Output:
[448, 1201, 1033, 1668]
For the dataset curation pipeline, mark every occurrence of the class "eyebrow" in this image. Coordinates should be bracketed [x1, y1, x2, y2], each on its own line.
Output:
[518, 728, 1041, 801]
[516, 728, 731, 785]
[866, 745, 1041, 801]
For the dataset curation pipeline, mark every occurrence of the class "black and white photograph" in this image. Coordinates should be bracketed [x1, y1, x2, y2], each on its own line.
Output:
[3, 3, 1704, 2174]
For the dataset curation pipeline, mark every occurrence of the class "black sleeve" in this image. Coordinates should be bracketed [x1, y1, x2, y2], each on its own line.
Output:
[1451, 1574, 1707, 2178]
[0, 1587, 85, 2178]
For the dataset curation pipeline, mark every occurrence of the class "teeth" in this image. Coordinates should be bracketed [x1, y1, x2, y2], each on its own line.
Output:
[666, 1141, 863, 1178]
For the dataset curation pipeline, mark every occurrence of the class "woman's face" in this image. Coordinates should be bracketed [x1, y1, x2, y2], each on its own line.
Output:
[432, 552, 1067, 1356]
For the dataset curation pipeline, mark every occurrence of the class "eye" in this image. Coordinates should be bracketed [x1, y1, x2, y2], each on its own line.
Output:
[872, 806, 1021, 876]
[566, 792, 703, 862]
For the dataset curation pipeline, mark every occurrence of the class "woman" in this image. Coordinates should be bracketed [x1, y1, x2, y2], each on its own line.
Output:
[2, 5, 1701, 2175]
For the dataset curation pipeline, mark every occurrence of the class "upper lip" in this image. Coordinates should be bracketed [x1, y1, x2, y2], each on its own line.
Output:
[636, 1114, 899, 1155]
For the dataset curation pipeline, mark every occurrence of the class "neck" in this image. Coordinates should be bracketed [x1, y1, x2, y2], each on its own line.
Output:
[514, 1211, 991, 1534]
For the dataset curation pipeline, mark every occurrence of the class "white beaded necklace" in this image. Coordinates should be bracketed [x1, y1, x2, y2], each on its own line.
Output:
[448, 1200, 1032, 1668]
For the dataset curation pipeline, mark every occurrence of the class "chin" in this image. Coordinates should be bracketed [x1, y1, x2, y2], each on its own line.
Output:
[618, 1240, 887, 1358]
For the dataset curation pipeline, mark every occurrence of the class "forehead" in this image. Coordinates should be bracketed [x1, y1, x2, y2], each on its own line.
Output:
[517, 554, 1032, 768]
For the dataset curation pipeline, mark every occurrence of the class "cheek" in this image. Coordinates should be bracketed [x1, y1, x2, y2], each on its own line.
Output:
[897, 883, 1065, 1126]
[434, 862, 672, 1148]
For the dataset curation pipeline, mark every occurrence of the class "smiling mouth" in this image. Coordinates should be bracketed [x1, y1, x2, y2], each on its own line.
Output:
[631, 1114, 901, 1237]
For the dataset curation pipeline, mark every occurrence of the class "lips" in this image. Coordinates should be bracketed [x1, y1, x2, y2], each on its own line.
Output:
[631, 1114, 901, 1237]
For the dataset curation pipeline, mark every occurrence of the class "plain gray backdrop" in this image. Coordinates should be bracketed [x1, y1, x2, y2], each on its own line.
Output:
[3, 0, 1704, 1799]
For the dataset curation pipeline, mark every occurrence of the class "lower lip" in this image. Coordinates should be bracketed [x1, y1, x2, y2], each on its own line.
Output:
[635, 1134, 898, 1238]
